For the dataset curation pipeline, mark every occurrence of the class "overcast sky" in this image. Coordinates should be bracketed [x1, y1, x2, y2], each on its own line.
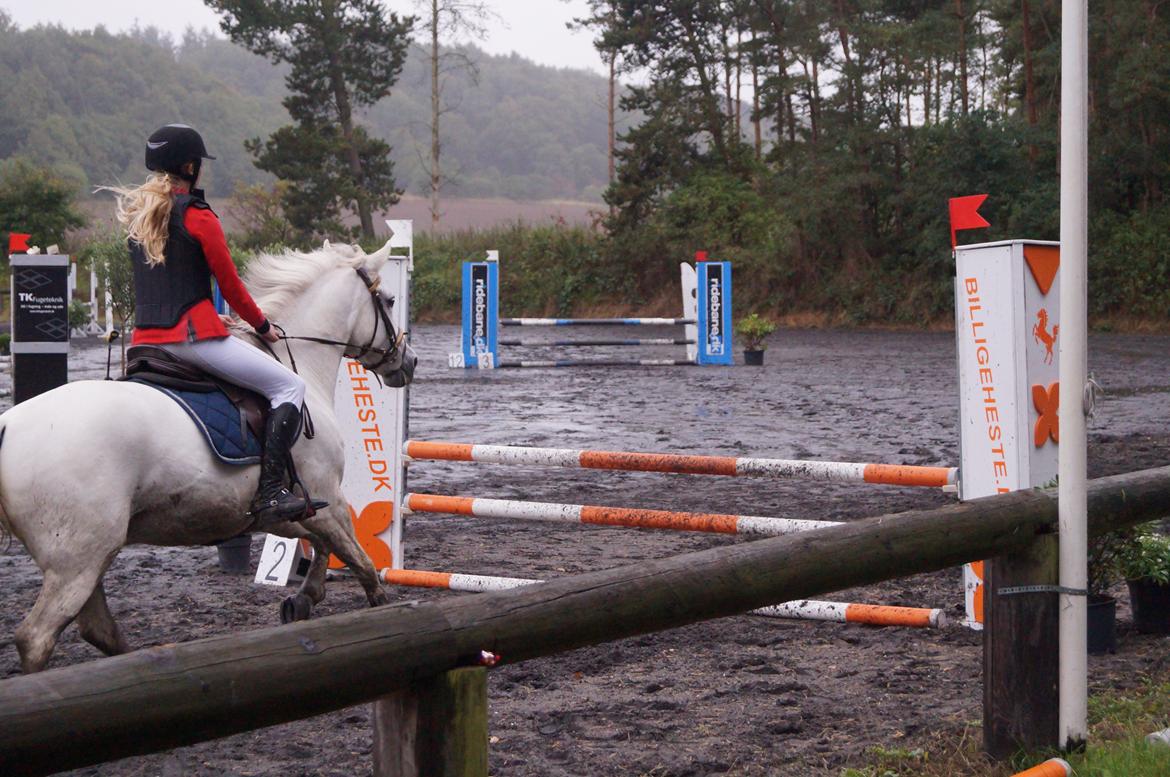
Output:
[1, 0, 607, 75]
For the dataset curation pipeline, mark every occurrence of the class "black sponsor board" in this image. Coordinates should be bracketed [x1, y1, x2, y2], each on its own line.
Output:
[10, 255, 69, 403]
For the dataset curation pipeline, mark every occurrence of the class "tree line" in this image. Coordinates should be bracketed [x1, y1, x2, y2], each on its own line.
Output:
[575, 0, 1170, 323]
[0, 10, 618, 211]
[3, 2, 1167, 324]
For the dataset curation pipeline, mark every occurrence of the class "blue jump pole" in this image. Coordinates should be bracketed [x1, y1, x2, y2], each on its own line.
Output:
[500, 317, 695, 326]
[498, 359, 698, 369]
[498, 338, 696, 347]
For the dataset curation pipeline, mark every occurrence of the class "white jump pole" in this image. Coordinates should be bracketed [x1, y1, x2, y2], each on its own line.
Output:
[404, 440, 958, 488]
[378, 568, 948, 628]
[1058, 0, 1089, 750]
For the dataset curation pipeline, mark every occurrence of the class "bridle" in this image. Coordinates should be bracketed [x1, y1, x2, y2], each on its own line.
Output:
[274, 267, 405, 372]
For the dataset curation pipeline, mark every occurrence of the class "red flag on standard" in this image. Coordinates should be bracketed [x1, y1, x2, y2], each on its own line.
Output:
[8, 233, 31, 254]
[948, 194, 990, 248]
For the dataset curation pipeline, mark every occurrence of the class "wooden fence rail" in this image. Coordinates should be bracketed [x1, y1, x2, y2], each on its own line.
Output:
[1, 465, 1168, 776]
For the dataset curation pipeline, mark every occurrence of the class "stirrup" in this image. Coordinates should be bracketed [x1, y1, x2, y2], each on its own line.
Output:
[247, 489, 310, 522]
[246, 493, 331, 527]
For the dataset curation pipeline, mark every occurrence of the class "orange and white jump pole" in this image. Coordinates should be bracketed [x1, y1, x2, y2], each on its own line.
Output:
[404, 493, 839, 537]
[754, 600, 946, 628]
[379, 569, 948, 629]
[404, 441, 958, 489]
[1010, 758, 1071, 777]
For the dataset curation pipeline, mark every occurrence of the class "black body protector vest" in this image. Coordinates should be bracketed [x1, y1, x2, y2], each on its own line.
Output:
[131, 193, 215, 330]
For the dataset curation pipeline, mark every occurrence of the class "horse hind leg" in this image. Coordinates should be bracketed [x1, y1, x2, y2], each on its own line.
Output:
[15, 563, 110, 673]
[76, 582, 130, 657]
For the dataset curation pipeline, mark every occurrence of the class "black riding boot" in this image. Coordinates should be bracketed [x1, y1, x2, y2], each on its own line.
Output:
[248, 403, 310, 526]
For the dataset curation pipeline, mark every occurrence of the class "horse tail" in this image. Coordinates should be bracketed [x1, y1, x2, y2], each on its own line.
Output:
[0, 425, 11, 550]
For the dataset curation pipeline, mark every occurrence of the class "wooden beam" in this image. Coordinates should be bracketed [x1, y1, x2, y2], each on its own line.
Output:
[373, 667, 488, 777]
[1, 466, 1168, 776]
[984, 535, 1061, 757]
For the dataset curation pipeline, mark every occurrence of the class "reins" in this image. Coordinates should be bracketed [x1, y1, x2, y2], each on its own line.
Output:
[253, 267, 407, 438]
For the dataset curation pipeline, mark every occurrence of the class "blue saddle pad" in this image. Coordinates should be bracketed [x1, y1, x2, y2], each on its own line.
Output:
[132, 381, 263, 465]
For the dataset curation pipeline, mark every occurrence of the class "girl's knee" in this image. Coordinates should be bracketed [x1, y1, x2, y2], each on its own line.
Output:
[273, 373, 306, 408]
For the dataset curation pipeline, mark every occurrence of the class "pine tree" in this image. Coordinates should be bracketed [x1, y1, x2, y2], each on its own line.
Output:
[207, 0, 414, 241]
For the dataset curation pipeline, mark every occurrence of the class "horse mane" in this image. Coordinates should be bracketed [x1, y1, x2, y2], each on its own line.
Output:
[242, 242, 370, 320]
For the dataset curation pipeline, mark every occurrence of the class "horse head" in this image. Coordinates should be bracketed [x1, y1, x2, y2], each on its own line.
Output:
[348, 242, 417, 388]
[243, 240, 417, 388]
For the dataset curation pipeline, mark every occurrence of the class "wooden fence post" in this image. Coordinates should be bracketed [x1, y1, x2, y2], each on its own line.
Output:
[373, 667, 488, 777]
[983, 534, 1061, 756]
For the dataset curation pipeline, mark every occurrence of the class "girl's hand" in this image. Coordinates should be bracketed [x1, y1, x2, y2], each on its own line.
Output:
[256, 315, 280, 343]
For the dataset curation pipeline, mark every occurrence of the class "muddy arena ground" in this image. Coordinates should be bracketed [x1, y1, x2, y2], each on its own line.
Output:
[1, 326, 1168, 776]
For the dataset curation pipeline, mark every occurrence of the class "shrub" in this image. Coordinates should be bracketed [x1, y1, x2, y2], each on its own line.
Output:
[734, 313, 777, 351]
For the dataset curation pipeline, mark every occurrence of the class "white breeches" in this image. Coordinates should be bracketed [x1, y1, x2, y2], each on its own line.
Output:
[160, 337, 306, 408]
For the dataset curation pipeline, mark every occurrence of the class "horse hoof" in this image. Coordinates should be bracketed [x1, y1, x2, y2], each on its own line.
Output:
[280, 594, 313, 624]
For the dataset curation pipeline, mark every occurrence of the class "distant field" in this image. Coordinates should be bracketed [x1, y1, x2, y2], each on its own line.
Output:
[77, 194, 603, 238]
[377, 194, 602, 234]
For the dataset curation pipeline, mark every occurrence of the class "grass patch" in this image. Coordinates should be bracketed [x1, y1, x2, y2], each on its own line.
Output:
[841, 681, 1170, 776]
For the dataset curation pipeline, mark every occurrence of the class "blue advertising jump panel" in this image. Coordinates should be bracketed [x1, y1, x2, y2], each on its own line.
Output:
[460, 260, 498, 367]
[696, 261, 732, 365]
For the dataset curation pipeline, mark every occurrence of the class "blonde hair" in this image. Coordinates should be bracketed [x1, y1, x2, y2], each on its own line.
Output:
[103, 172, 181, 266]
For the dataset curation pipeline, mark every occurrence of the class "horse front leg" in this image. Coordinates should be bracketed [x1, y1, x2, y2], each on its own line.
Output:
[263, 524, 329, 606]
[304, 505, 390, 608]
[300, 535, 333, 605]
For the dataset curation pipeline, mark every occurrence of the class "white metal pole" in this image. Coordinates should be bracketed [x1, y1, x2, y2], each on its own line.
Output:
[1058, 0, 1089, 751]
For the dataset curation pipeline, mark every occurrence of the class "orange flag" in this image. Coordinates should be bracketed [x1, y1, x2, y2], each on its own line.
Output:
[948, 195, 990, 248]
[8, 233, 31, 254]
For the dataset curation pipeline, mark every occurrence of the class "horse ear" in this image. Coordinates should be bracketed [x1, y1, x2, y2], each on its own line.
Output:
[322, 239, 332, 250]
[364, 240, 394, 271]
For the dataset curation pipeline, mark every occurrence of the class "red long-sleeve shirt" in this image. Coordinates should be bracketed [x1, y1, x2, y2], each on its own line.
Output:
[131, 203, 266, 345]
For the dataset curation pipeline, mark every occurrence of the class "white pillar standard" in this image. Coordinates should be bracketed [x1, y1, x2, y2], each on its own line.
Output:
[1058, 0, 1089, 751]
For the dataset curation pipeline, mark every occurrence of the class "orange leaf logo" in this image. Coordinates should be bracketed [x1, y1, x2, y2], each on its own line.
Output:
[1032, 382, 1059, 447]
[329, 501, 394, 570]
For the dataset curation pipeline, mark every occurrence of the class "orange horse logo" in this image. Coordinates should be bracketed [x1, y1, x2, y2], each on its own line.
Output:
[1033, 309, 1058, 364]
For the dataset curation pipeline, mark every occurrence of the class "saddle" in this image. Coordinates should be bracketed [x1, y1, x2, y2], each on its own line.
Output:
[121, 345, 328, 527]
[121, 345, 268, 464]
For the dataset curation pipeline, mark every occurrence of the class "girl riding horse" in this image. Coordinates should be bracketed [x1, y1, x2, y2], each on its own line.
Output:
[109, 124, 312, 526]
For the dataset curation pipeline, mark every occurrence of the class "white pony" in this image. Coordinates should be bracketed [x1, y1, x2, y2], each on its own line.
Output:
[0, 240, 417, 673]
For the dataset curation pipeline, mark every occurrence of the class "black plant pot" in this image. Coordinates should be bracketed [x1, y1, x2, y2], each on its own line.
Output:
[743, 349, 765, 366]
[216, 534, 253, 575]
[1127, 578, 1170, 634]
[1087, 594, 1117, 655]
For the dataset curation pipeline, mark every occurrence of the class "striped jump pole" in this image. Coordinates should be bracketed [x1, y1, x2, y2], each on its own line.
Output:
[501, 317, 695, 326]
[404, 493, 839, 537]
[404, 440, 959, 489]
[379, 568, 948, 629]
[498, 359, 698, 369]
[498, 338, 696, 347]
[753, 601, 947, 628]
[1009, 759, 1071, 777]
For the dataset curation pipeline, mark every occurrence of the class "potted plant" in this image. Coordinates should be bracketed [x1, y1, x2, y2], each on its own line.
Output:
[1086, 530, 1124, 654]
[1118, 523, 1170, 634]
[734, 313, 776, 366]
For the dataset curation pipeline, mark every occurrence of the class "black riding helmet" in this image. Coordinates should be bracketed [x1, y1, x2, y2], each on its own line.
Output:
[145, 124, 215, 186]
